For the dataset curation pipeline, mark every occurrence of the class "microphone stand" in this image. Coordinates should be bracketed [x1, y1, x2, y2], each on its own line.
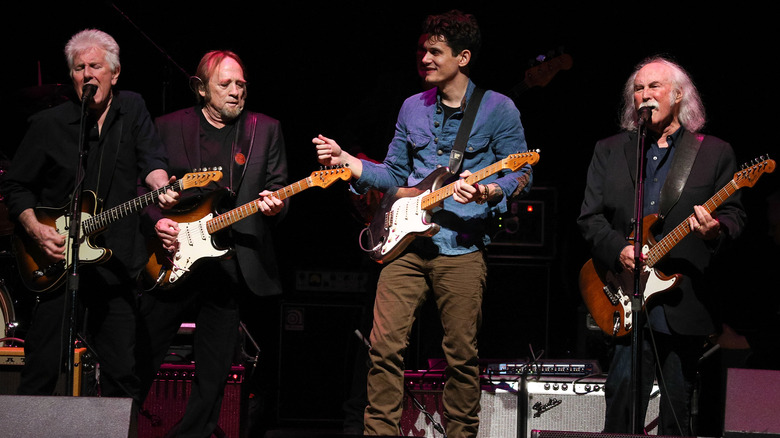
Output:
[65, 89, 93, 394]
[629, 115, 649, 433]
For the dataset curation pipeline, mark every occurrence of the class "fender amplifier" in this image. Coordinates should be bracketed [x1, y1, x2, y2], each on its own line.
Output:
[523, 376, 660, 437]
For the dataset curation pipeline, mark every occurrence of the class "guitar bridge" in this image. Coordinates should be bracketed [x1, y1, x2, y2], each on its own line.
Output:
[384, 210, 393, 229]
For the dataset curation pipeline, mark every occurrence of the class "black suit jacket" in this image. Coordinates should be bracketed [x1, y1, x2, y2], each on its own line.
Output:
[577, 129, 746, 335]
[4, 90, 168, 278]
[153, 106, 289, 296]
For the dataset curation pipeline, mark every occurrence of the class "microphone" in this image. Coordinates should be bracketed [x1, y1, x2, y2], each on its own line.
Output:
[637, 102, 656, 124]
[81, 83, 98, 102]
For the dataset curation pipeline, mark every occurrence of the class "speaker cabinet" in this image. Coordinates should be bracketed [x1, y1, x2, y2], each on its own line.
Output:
[724, 368, 780, 438]
[0, 395, 133, 437]
[523, 376, 660, 437]
[277, 302, 364, 424]
[400, 371, 519, 437]
[137, 363, 244, 438]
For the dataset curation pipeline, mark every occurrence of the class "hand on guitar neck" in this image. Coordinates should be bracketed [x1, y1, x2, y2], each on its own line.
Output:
[154, 188, 286, 252]
[146, 169, 181, 210]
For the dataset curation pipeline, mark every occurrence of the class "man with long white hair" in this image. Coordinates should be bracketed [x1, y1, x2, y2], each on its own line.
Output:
[578, 55, 746, 435]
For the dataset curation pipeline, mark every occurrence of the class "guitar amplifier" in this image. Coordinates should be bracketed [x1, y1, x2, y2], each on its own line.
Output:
[0, 346, 91, 396]
[523, 376, 660, 437]
[400, 371, 520, 438]
[0, 347, 24, 395]
[137, 363, 244, 438]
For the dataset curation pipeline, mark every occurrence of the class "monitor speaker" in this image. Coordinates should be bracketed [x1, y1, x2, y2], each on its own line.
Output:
[724, 367, 780, 438]
[0, 395, 133, 437]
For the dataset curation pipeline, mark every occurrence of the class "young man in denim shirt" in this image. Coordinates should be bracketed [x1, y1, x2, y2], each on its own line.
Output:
[314, 10, 532, 437]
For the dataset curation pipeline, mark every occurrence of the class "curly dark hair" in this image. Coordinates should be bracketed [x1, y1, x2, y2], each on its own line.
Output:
[422, 10, 481, 63]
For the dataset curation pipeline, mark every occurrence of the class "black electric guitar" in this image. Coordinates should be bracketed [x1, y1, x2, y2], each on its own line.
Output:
[579, 157, 775, 337]
[143, 166, 352, 289]
[363, 151, 540, 264]
[12, 170, 223, 293]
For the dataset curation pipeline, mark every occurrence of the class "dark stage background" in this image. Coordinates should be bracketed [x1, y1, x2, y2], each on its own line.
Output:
[3, 1, 779, 431]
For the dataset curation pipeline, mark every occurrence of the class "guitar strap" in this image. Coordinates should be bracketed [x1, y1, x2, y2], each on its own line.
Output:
[657, 130, 703, 220]
[448, 88, 486, 175]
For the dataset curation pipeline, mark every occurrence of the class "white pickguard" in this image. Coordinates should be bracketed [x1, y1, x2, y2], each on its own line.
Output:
[166, 213, 229, 284]
[613, 244, 678, 333]
[380, 192, 434, 257]
[59, 212, 107, 267]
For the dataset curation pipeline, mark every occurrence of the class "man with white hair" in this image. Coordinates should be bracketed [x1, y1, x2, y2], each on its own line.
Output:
[2, 28, 175, 399]
[578, 55, 746, 435]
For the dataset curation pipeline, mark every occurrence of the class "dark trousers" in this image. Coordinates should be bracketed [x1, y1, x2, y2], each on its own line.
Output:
[604, 330, 704, 436]
[18, 265, 140, 401]
[136, 260, 241, 438]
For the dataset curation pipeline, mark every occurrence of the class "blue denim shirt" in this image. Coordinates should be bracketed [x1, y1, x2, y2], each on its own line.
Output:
[353, 81, 532, 255]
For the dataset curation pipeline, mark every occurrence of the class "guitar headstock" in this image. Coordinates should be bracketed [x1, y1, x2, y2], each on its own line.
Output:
[180, 168, 224, 190]
[523, 53, 573, 88]
[733, 156, 775, 189]
[503, 150, 540, 171]
[310, 165, 352, 188]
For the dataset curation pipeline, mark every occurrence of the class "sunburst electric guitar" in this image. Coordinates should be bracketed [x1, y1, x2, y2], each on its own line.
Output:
[364, 151, 540, 264]
[13, 170, 223, 293]
[143, 166, 352, 289]
[579, 156, 775, 337]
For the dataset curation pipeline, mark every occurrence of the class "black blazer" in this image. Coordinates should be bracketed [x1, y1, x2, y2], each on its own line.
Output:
[154, 106, 289, 296]
[577, 128, 746, 335]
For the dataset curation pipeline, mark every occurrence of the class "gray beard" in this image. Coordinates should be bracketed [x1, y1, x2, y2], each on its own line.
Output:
[221, 105, 244, 121]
